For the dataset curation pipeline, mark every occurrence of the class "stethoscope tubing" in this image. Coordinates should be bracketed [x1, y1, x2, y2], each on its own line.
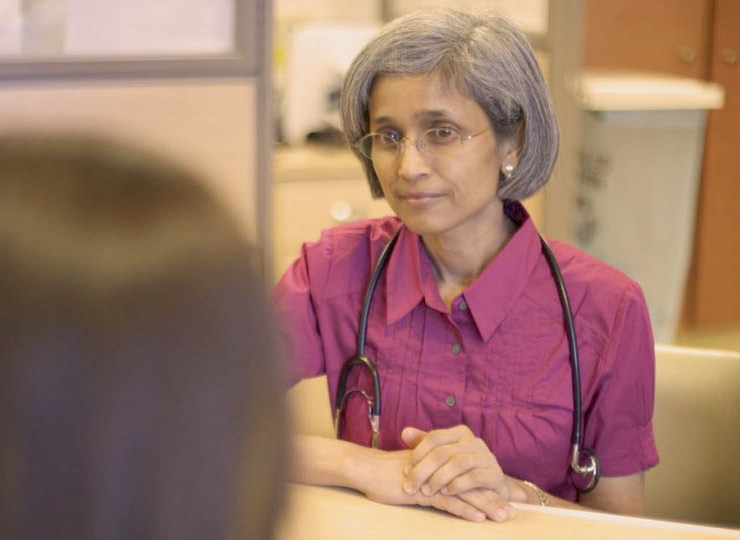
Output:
[335, 224, 600, 492]
[539, 236, 600, 491]
[334, 228, 401, 420]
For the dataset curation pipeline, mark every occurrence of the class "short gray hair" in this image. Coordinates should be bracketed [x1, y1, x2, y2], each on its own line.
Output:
[340, 8, 559, 200]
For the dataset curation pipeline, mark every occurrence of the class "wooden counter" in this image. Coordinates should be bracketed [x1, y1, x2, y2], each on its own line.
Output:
[277, 484, 740, 540]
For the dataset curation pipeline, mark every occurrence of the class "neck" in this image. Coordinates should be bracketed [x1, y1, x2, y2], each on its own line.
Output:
[422, 209, 517, 307]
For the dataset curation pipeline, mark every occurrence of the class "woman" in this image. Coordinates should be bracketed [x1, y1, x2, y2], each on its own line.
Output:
[0, 134, 286, 540]
[274, 9, 658, 522]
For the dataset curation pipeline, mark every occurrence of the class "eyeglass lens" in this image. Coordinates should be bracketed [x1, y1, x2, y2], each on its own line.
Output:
[358, 128, 466, 161]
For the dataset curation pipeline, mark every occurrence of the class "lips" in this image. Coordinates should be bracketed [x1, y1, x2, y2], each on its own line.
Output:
[396, 192, 444, 206]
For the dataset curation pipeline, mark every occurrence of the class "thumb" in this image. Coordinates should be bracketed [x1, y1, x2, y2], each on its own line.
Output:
[401, 426, 427, 448]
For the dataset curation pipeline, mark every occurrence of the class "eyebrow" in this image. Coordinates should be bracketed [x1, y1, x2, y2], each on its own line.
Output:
[370, 109, 456, 127]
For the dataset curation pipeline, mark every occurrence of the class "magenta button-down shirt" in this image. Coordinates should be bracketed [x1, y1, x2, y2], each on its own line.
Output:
[273, 202, 659, 501]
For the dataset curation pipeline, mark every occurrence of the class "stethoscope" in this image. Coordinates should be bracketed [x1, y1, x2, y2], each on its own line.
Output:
[334, 225, 601, 492]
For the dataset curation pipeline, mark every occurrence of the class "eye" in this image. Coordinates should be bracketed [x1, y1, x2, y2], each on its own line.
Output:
[425, 126, 460, 145]
[373, 132, 399, 151]
[377, 128, 401, 142]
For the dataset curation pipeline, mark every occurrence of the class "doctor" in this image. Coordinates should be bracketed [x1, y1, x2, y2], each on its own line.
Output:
[274, 8, 658, 522]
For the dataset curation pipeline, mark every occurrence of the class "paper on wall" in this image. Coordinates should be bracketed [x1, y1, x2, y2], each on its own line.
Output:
[65, 0, 234, 56]
[0, 0, 23, 54]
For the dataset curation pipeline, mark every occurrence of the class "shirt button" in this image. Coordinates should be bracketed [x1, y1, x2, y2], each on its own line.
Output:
[451, 342, 462, 354]
[459, 300, 468, 311]
[445, 395, 456, 407]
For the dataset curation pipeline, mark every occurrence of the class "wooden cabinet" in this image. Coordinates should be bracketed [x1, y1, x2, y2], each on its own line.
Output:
[583, 0, 713, 79]
[584, 0, 740, 328]
[686, 0, 740, 327]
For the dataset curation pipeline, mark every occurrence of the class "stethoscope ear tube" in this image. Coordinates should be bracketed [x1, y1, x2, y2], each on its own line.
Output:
[539, 235, 600, 492]
[354, 228, 402, 358]
[334, 227, 402, 446]
[335, 355, 382, 417]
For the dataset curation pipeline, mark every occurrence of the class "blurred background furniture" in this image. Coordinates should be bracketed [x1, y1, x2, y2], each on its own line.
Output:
[0, 0, 273, 277]
[286, 374, 333, 438]
[646, 344, 740, 528]
[572, 73, 723, 343]
[583, 0, 740, 335]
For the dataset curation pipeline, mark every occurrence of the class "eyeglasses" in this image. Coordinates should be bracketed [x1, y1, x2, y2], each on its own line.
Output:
[356, 127, 489, 161]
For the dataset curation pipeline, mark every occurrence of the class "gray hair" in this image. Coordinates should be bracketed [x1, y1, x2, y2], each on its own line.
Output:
[340, 8, 559, 200]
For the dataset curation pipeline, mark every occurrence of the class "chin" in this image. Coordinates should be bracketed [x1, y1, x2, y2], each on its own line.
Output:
[397, 216, 450, 238]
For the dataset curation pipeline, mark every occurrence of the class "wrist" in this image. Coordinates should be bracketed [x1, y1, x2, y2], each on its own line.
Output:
[521, 480, 552, 507]
[338, 441, 378, 492]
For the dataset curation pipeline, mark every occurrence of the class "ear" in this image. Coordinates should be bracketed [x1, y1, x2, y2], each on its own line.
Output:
[499, 143, 521, 179]
[498, 123, 524, 175]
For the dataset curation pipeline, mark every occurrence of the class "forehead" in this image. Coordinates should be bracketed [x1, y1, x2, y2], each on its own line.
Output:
[367, 72, 486, 126]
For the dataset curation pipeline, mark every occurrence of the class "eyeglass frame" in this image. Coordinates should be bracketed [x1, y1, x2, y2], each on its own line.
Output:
[355, 127, 490, 161]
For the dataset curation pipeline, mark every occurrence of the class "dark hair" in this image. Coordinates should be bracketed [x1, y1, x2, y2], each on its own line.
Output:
[341, 8, 559, 200]
[0, 133, 286, 540]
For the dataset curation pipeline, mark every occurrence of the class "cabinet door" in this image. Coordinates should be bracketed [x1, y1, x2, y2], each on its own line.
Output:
[686, 0, 740, 326]
[583, 0, 712, 79]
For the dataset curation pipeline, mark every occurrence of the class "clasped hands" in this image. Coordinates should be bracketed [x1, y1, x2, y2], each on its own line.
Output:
[360, 424, 529, 522]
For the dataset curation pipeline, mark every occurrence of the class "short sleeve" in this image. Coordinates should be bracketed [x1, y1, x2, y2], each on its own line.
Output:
[585, 283, 660, 476]
[271, 241, 330, 386]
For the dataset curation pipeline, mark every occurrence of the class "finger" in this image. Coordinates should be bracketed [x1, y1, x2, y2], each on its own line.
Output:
[406, 438, 491, 495]
[438, 460, 507, 495]
[401, 426, 427, 449]
[457, 489, 517, 523]
[419, 493, 487, 523]
[409, 425, 473, 465]
[404, 441, 471, 494]
[419, 452, 480, 495]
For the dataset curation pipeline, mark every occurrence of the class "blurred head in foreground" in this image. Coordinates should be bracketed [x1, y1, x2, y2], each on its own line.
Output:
[0, 133, 286, 540]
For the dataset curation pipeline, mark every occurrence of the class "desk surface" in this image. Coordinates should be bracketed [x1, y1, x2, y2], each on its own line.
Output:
[277, 484, 740, 540]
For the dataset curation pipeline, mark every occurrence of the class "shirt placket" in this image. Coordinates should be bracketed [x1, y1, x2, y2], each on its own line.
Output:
[421, 299, 468, 427]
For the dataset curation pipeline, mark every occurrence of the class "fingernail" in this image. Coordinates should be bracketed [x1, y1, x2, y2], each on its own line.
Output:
[403, 464, 411, 476]
[473, 512, 486, 522]
[421, 484, 432, 496]
[403, 480, 415, 494]
[440, 486, 449, 495]
[495, 509, 508, 522]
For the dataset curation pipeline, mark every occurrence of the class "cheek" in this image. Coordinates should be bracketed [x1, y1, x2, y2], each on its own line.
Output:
[446, 152, 499, 194]
[372, 163, 394, 194]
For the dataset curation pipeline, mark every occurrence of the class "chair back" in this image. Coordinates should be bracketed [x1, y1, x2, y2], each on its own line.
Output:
[646, 344, 740, 527]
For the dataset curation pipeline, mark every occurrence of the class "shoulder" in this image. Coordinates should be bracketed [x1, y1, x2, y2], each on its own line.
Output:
[537, 240, 650, 343]
[304, 216, 401, 264]
[317, 216, 400, 248]
[550, 240, 639, 297]
[291, 216, 402, 299]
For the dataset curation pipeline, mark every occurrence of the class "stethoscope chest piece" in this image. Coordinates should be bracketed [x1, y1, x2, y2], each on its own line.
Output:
[334, 354, 382, 448]
[570, 445, 601, 493]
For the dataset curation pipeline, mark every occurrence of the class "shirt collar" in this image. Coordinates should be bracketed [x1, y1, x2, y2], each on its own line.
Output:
[383, 226, 428, 325]
[383, 201, 542, 339]
[465, 202, 542, 341]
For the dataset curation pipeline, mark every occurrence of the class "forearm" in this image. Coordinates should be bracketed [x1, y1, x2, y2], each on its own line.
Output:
[290, 433, 367, 489]
[289, 433, 515, 522]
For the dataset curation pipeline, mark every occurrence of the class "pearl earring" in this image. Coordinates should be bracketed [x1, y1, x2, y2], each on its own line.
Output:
[503, 164, 515, 179]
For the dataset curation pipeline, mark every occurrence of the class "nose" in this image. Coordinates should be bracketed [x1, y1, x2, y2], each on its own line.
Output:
[396, 137, 429, 181]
